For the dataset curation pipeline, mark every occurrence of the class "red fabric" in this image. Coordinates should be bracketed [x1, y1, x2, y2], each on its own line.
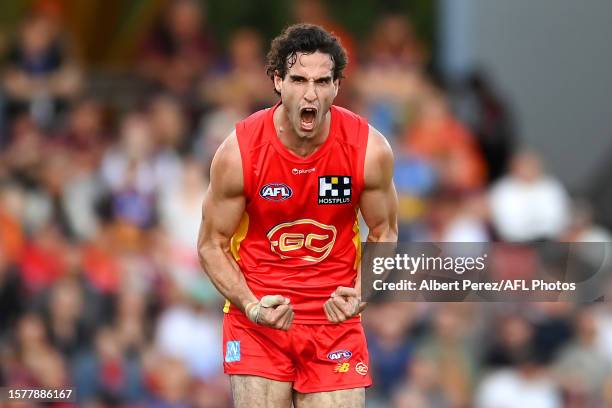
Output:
[20, 243, 66, 293]
[82, 245, 120, 294]
[0, 211, 25, 262]
[230, 103, 369, 323]
[100, 360, 124, 390]
[223, 312, 371, 393]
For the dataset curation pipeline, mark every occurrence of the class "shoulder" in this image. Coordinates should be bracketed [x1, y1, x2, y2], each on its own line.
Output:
[365, 126, 394, 171]
[239, 107, 270, 128]
[366, 126, 393, 162]
[235, 106, 274, 153]
[331, 105, 371, 151]
[210, 130, 243, 197]
[364, 126, 394, 189]
[332, 105, 367, 131]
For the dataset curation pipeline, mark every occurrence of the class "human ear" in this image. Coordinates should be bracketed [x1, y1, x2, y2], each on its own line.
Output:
[274, 73, 283, 94]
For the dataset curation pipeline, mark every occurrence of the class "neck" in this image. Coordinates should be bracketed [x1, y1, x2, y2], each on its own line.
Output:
[273, 104, 331, 158]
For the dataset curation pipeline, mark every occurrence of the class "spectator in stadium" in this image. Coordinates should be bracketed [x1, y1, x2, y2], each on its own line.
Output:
[149, 93, 192, 156]
[475, 345, 561, 408]
[204, 27, 274, 113]
[484, 313, 534, 368]
[364, 302, 416, 396]
[2, 11, 82, 128]
[554, 307, 612, 403]
[72, 326, 144, 405]
[139, 0, 215, 98]
[415, 304, 476, 407]
[354, 13, 429, 140]
[403, 90, 487, 191]
[489, 150, 570, 242]
[45, 277, 90, 360]
[451, 70, 516, 183]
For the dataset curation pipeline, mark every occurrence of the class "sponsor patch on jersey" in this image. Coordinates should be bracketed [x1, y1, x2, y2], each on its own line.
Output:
[260, 183, 292, 201]
[225, 341, 241, 363]
[355, 362, 368, 376]
[318, 176, 351, 204]
[292, 167, 316, 175]
[328, 350, 353, 362]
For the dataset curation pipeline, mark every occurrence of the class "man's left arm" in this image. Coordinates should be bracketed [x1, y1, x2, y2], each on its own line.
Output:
[324, 126, 398, 323]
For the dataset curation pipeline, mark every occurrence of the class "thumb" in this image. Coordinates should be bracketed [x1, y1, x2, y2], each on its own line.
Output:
[333, 286, 358, 298]
[260, 295, 289, 308]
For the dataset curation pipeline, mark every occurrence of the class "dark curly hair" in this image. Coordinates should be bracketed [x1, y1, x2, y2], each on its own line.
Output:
[265, 24, 348, 95]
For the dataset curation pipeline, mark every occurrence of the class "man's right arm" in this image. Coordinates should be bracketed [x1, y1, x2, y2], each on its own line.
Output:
[197, 131, 294, 330]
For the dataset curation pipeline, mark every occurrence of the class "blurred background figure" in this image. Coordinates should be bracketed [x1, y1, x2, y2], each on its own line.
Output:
[475, 345, 561, 408]
[489, 151, 570, 242]
[139, 0, 215, 100]
[2, 9, 82, 130]
[0, 1, 611, 407]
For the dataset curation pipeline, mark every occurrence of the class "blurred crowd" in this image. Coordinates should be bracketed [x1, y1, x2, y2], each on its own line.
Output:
[0, 1, 610, 407]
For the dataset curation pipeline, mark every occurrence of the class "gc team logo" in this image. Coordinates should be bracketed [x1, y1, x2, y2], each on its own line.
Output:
[260, 183, 292, 201]
[267, 219, 337, 263]
[355, 362, 368, 376]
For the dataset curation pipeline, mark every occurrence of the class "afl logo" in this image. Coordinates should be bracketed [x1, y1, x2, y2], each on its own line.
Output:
[260, 183, 292, 201]
[328, 350, 352, 362]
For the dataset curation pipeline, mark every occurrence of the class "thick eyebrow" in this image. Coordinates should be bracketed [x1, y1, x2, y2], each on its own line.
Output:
[288, 75, 333, 82]
[289, 75, 307, 81]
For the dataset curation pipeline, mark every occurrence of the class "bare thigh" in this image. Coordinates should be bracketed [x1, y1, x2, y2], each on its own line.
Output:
[293, 388, 365, 408]
[230, 375, 293, 408]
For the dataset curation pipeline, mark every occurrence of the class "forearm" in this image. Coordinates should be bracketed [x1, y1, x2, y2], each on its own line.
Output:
[366, 224, 398, 243]
[360, 223, 397, 301]
[199, 244, 257, 313]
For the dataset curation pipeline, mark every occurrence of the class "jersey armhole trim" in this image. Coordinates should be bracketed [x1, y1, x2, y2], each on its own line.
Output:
[356, 118, 369, 196]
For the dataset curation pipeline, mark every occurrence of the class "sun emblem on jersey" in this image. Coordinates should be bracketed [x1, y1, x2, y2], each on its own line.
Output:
[267, 219, 337, 263]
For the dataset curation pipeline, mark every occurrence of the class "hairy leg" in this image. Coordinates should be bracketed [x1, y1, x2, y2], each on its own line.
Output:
[294, 388, 365, 408]
[230, 375, 293, 408]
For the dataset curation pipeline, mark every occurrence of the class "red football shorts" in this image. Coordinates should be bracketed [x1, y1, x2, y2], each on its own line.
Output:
[222, 312, 372, 393]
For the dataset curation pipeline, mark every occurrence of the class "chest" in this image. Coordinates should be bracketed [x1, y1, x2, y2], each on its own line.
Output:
[246, 147, 359, 222]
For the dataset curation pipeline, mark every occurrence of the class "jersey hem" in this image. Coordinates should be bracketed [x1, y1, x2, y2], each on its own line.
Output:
[226, 308, 360, 325]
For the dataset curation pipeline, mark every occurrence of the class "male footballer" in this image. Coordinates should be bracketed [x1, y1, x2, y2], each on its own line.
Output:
[198, 23, 398, 407]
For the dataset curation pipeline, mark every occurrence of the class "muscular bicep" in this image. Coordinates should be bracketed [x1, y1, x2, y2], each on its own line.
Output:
[198, 131, 246, 252]
[359, 126, 398, 242]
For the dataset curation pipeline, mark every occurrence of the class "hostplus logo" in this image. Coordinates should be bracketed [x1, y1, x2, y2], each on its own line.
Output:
[318, 176, 351, 204]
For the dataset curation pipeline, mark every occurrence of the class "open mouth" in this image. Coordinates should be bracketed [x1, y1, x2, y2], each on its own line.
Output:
[299, 107, 317, 131]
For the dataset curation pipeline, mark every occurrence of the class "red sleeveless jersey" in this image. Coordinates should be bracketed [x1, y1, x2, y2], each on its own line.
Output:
[226, 103, 369, 324]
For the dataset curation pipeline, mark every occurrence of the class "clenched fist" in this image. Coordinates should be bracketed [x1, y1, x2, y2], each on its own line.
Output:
[245, 295, 294, 330]
[323, 286, 367, 323]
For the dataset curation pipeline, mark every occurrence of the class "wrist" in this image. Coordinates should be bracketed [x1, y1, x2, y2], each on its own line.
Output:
[240, 296, 259, 314]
